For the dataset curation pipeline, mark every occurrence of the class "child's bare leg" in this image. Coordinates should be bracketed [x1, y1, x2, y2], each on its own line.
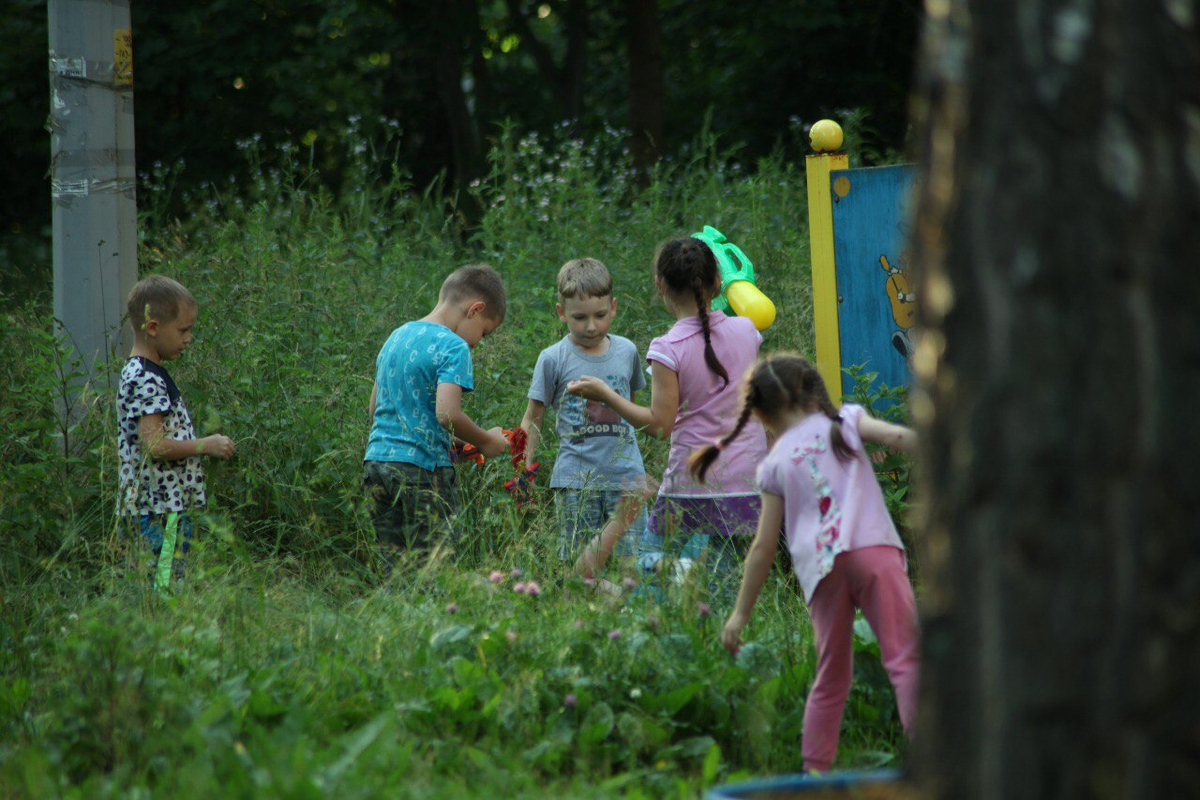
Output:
[575, 476, 657, 579]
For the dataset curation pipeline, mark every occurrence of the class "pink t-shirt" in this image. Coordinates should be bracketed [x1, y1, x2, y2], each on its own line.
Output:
[646, 311, 768, 497]
[756, 404, 906, 603]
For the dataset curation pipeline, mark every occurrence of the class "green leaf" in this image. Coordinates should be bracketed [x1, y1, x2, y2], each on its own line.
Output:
[655, 681, 703, 714]
[676, 735, 717, 758]
[579, 701, 614, 746]
[430, 624, 472, 650]
[701, 742, 722, 785]
[324, 714, 390, 784]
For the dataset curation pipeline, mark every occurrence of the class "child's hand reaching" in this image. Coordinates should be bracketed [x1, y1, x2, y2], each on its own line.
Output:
[721, 610, 749, 655]
[566, 376, 612, 402]
[201, 434, 236, 460]
[480, 427, 509, 459]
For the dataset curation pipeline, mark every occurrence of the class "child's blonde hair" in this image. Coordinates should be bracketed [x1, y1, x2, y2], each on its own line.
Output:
[127, 275, 196, 331]
[557, 258, 613, 300]
[441, 263, 507, 320]
[689, 352, 853, 483]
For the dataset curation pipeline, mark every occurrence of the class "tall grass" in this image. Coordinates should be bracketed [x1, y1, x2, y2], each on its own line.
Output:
[0, 126, 906, 795]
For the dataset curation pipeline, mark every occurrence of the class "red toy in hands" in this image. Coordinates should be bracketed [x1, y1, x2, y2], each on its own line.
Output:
[450, 429, 539, 507]
[503, 427, 539, 508]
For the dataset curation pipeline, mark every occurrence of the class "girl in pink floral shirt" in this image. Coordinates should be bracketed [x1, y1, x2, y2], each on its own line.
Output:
[694, 353, 919, 773]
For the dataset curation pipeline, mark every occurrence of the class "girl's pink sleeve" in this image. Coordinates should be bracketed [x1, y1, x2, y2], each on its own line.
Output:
[645, 335, 677, 371]
[756, 452, 781, 497]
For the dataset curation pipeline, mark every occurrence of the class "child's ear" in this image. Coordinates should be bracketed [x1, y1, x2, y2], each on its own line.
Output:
[466, 300, 487, 318]
[555, 302, 566, 322]
[610, 296, 618, 316]
[144, 318, 160, 337]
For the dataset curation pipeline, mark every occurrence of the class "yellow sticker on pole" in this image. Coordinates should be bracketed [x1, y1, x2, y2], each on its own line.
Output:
[114, 29, 133, 88]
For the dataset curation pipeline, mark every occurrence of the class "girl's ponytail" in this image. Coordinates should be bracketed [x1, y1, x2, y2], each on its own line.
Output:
[689, 394, 756, 483]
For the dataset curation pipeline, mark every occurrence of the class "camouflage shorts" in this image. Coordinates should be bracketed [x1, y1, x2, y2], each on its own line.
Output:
[363, 461, 461, 555]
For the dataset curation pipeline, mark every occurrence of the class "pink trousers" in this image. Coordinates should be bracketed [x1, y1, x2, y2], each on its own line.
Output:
[802, 545, 919, 772]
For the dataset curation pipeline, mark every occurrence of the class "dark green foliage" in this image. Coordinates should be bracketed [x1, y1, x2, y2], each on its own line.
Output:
[1, 1, 919, 289]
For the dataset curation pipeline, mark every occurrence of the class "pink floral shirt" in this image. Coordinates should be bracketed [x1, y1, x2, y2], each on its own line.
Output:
[756, 404, 905, 603]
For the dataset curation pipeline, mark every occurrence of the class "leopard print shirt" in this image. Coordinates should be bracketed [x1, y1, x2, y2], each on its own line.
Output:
[117, 357, 207, 515]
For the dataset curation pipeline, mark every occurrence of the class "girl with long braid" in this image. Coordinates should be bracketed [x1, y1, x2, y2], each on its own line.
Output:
[698, 353, 919, 774]
[568, 237, 768, 597]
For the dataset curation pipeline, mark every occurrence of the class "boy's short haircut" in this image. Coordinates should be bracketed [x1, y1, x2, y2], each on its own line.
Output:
[557, 258, 612, 300]
[127, 275, 196, 330]
[440, 263, 507, 321]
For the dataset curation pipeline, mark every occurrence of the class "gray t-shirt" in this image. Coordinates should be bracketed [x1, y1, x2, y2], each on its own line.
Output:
[528, 335, 647, 489]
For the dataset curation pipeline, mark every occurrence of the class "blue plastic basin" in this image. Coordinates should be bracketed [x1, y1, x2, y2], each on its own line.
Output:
[707, 769, 905, 799]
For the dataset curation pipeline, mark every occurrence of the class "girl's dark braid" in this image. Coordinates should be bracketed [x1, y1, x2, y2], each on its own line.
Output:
[665, 239, 728, 387]
[693, 284, 729, 387]
[804, 362, 853, 461]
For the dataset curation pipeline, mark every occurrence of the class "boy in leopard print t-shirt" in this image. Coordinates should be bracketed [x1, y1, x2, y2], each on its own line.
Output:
[118, 276, 235, 592]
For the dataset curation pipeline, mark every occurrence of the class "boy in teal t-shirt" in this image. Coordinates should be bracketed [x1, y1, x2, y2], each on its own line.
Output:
[364, 264, 508, 562]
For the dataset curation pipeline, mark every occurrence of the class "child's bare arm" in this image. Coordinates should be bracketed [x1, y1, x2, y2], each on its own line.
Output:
[567, 363, 680, 437]
[436, 382, 507, 458]
[857, 414, 917, 454]
[722, 492, 784, 655]
[138, 414, 235, 461]
[519, 399, 546, 471]
[368, 381, 378, 424]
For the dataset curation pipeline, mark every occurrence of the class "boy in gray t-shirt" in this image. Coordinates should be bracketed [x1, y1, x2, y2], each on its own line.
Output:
[519, 258, 648, 561]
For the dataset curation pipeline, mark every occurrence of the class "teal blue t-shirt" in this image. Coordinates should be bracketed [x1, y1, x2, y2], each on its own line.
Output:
[365, 321, 473, 470]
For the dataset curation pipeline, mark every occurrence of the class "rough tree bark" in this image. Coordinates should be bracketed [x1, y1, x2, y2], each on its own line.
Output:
[909, 0, 1200, 796]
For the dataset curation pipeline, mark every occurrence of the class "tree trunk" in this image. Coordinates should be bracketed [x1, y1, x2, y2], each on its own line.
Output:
[626, 0, 663, 182]
[909, 1, 1200, 797]
[431, 0, 486, 188]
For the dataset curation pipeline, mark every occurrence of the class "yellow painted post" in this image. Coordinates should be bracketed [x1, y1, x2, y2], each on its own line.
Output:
[806, 150, 848, 405]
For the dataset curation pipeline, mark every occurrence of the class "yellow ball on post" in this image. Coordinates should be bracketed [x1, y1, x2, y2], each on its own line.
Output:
[809, 119, 844, 153]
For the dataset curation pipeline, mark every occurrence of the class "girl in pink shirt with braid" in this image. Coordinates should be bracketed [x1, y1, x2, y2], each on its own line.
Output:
[693, 353, 919, 774]
[568, 236, 768, 599]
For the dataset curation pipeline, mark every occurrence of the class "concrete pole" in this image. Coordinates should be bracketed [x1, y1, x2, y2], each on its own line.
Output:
[48, 0, 138, 387]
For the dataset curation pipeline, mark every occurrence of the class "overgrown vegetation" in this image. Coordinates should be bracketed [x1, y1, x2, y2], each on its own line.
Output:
[0, 126, 911, 795]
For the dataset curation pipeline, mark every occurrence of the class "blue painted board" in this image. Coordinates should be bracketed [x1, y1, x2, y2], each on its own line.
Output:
[830, 164, 916, 401]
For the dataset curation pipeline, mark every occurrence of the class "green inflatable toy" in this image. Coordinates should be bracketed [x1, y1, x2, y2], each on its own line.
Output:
[691, 225, 777, 331]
